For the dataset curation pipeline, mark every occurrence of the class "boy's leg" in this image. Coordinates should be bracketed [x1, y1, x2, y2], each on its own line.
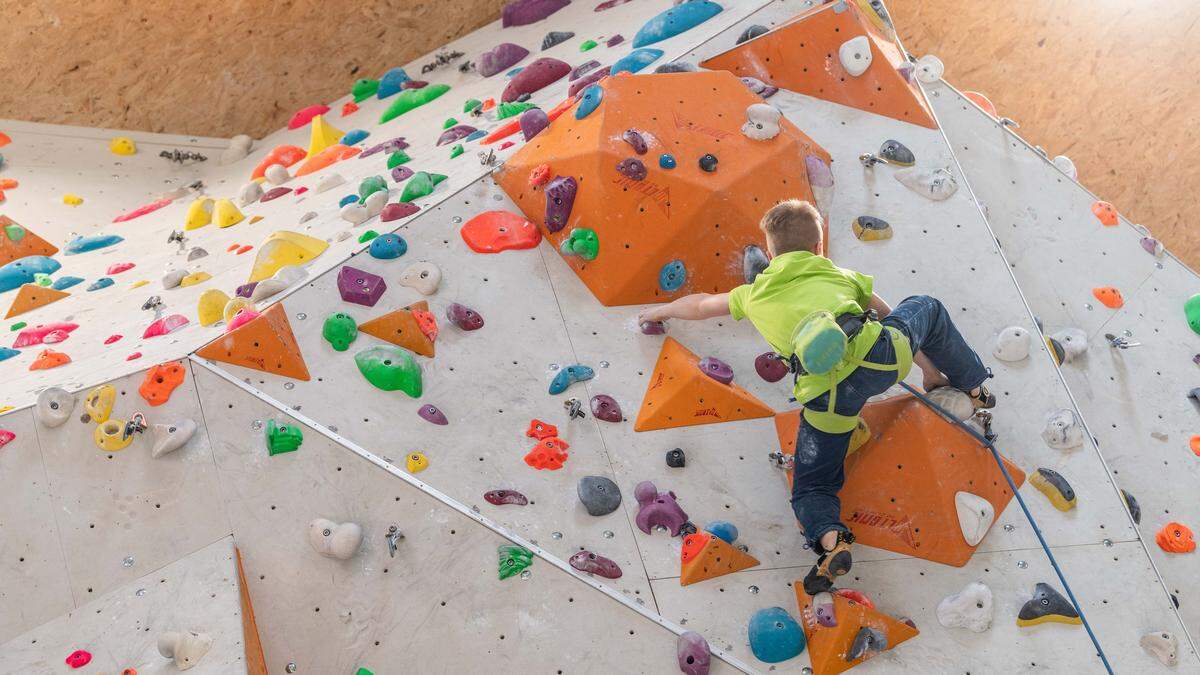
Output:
[883, 295, 990, 394]
[791, 420, 856, 594]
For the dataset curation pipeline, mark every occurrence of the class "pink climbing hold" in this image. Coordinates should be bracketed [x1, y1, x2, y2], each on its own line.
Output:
[698, 356, 733, 384]
[418, 404, 449, 425]
[142, 314, 189, 339]
[568, 67, 610, 97]
[112, 197, 172, 223]
[520, 108, 550, 141]
[288, 104, 330, 130]
[590, 394, 623, 422]
[502, 0, 570, 27]
[500, 141, 516, 150]
[381, 202, 421, 222]
[569, 550, 623, 578]
[226, 308, 259, 332]
[126, 352, 142, 361]
[41, 329, 71, 344]
[639, 320, 667, 335]
[0, 429, 14, 449]
[106, 262, 135, 275]
[502, 57, 571, 102]
[12, 322, 78, 348]
[65, 650, 92, 668]
[479, 43, 531, 78]
[595, 0, 634, 10]
[461, 210, 542, 253]
[104, 334, 122, 345]
[446, 302, 484, 331]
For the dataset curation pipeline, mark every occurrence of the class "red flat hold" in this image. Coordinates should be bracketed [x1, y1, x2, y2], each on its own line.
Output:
[126, 352, 142, 361]
[836, 588, 875, 609]
[525, 437, 569, 470]
[104, 334, 122, 344]
[288, 104, 330, 130]
[0, 429, 15, 448]
[526, 418, 559, 440]
[461, 210, 542, 253]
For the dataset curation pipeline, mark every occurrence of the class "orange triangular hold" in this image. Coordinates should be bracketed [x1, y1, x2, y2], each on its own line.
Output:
[634, 337, 773, 431]
[0, 216, 59, 264]
[5, 284, 69, 319]
[236, 548, 269, 675]
[680, 532, 760, 586]
[774, 394, 1025, 566]
[196, 303, 310, 381]
[700, 1, 937, 129]
[358, 300, 436, 357]
[796, 586, 919, 675]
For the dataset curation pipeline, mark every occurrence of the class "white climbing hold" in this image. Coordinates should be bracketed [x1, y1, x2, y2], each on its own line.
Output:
[36, 387, 75, 428]
[1049, 328, 1086, 363]
[399, 261, 442, 295]
[238, 181, 264, 206]
[1052, 155, 1077, 180]
[1042, 408, 1084, 450]
[993, 326, 1030, 362]
[299, 211, 318, 224]
[162, 269, 188, 290]
[151, 419, 197, 458]
[741, 103, 782, 141]
[895, 167, 958, 201]
[915, 54, 944, 83]
[308, 518, 363, 559]
[1140, 631, 1179, 667]
[335, 230, 353, 242]
[838, 35, 873, 77]
[264, 163, 291, 186]
[157, 630, 213, 671]
[954, 491, 994, 546]
[340, 202, 370, 226]
[315, 172, 346, 194]
[363, 190, 388, 218]
[250, 265, 307, 303]
[187, 247, 208, 261]
[925, 387, 974, 421]
[221, 134, 254, 164]
[936, 581, 993, 633]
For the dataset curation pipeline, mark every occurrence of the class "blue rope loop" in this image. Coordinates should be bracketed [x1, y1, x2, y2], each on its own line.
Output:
[897, 382, 1113, 674]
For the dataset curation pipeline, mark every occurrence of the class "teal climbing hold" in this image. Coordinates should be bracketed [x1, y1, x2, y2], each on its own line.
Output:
[575, 85, 604, 119]
[380, 84, 450, 124]
[51, 276, 84, 291]
[659, 153, 677, 169]
[369, 233, 407, 259]
[704, 521, 738, 544]
[358, 175, 388, 203]
[266, 421, 304, 456]
[352, 78, 380, 102]
[632, 2, 723, 48]
[87, 278, 114, 291]
[0, 347, 18, 362]
[611, 48, 665, 74]
[323, 312, 358, 352]
[0, 256, 61, 293]
[549, 364, 594, 394]
[377, 67, 411, 99]
[1185, 294, 1200, 335]
[464, 130, 487, 142]
[387, 150, 412, 169]
[355, 345, 423, 397]
[498, 544, 534, 580]
[560, 228, 599, 260]
[748, 607, 805, 663]
[63, 234, 124, 255]
[400, 172, 448, 203]
[659, 260, 686, 291]
[340, 129, 370, 146]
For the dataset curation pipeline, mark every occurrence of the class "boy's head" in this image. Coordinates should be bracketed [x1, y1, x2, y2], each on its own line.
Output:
[759, 199, 823, 257]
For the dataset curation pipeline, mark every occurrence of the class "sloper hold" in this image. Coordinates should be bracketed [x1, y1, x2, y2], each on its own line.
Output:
[549, 364, 593, 394]
[294, 143, 361, 176]
[139, 361, 186, 406]
[355, 345, 422, 396]
[954, 491, 994, 545]
[479, 43, 530, 77]
[503, 0, 569, 27]
[143, 314, 189, 338]
[1030, 467, 1076, 511]
[380, 84, 450, 124]
[542, 30, 574, 50]
[1017, 582, 1081, 627]
[359, 301, 436, 357]
[632, 1, 723, 48]
[878, 139, 915, 166]
[502, 57, 571, 102]
[13, 321, 78, 348]
[151, 419, 197, 458]
[577, 475, 621, 515]
[0, 256, 61, 293]
[838, 35, 873, 77]
[484, 489, 528, 506]
[590, 394, 622, 422]
[748, 607, 804, 664]
[796, 586, 919, 674]
[846, 627, 886, 662]
[0, 216, 58, 264]
[418, 404, 448, 425]
[308, 519, 363, 559]
[377, 67, 411, 99]
[679, 531, 759, 585]
[1041, 408, 1083, 449]
[196, 304, 311, 381]
[569, 550, 622, 578]
[400, 171, 447, 203]
[895, 167, 958, 200]
[288, 104, 329, 130]
[635, 337, 773, 431]
[197, 289, 230, 326]
[520, 108, 550, 141]
[936, 581, 993, 633]
[338, 266, 387, 307]
[248, 231, 328, 283]
[446, 302, 484, 330]
[852, 216, 892, 241]
[677, 631, 711, 675]
[755, 352, 788, 382]
[5, 283, 68, 318]
[461, 210, 542, 253]
[1140, 631, 1179, 667]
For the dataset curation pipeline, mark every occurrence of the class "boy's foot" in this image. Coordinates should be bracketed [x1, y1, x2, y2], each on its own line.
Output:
[803, 531, 854, 595]
[968, 384, 996, 409]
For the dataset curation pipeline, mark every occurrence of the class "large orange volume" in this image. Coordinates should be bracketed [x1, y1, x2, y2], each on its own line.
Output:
[196, 303, 311, 381]
[0, 216, 59, 264]
[796, 585, 919, 675]
[635, 337, 773, 431]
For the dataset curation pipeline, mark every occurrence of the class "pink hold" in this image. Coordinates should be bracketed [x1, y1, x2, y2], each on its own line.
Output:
[381, 202, 421, 222]
[0, 429, 14, 449]
[698, 356, 733, 384]
[106, 262, 135, 275]
[65, 650, 92, 668]
[568, 66, 610, 97]
[126, 352, 142, 361]
[288, 104, 330, 130]
[634, 480, 689, 536]
[104, 334, 123, 345]
[226, 308, 260, 332]
[502, 57, 571, 103]
[500, 141, 515, 150]
[569, 550, 623, 578]
[502, 0, 570, 27]
[112, 197, 172, 223]
[142, 314, 189, 339]
[639, 320, 667, 335]
[12, 322, 79, 349]
[606, 34, 624, 47]
[42, 329, 71, 344]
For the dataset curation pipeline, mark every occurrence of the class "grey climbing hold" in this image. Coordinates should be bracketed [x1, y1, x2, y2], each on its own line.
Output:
[847, 627, 887, 662]
[541, 31, 575, 50]
[895, 166, 958, 201]
[698, 153, 718, 172]
[736, 24, 769, 45]
[926, 387, 974, 421]
[741, 103, 781, 141]
[36, 387, 75, 427]
[954, 491, 994, 546]
[878, 139, 915, 166]
[1016, 582, 1081, 627]
[578, 475, 622, 516]
[666, 448, 685, 468]
[162, 269, 188, 290]
[1122, 489, 1141, 524]
[151, 419, 197, 458]
[937, 581, 993, 633]
[743, 245, 769, 283]
[992, 325, 1030, 362]
[1049, 327, 1087, 363]
[654, 61, 698, 74]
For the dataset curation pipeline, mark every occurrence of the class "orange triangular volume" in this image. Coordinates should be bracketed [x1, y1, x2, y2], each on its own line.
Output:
[680, 532, 760, 586]
[700, 2, 937, 129]
[236, 548, 269, 675]
[5, 284, 68, 318]
[196, 303, 311, 381]
[358, 300, 436, 357]
[0, 215, 59, 264]
[796, 586, 919, 675]
[634, 337, 773, 431]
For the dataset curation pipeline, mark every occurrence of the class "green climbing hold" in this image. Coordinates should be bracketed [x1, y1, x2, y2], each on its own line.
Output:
[463, 99, 482, 113]
[266, 421, 303, 456]
[379, 84, 451, 124]
[449, 144, 464, 159]
[400, 172, 448, 203]
[352, 78, 380, 103]
[10, 321, 27, 331]
[498, 544, 534, 580]
[4, 223, 25, 242]
[355, 345, 423, 397]
[355, 669, 375, 675]
[1186, 294, 1200, 335]
[322, 312, 358, 352]
[495, 101, 537, 120]
[33, 273, 52, 287]
[443, 117, 458, 129]
[358, 175, 388, 203]
[386, 150, 412, 169]
[358, 230, 379, 243]
[580, 39, 598, 51]
[560, 228, 599, 261]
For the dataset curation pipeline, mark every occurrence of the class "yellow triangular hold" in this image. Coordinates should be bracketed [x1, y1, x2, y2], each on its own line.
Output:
[248, 231, 329, 282]
[305, 115, 345, 159]
[184, 198, 214, 230]
[197, 289, 230, 326]
[213, 199, 245, 228]
[5, 284, 69, 319]
[680, 532, 760, 586]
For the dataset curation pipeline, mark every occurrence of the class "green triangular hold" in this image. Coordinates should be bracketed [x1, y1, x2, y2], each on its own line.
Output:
[379, 84, 451, 124]
[400, 172, 448, 203]
[387, 151, 412, 169]
[495, 101, 537, 120]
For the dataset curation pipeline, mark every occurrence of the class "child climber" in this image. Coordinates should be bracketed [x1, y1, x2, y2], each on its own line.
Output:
[637, 200, 995, 594]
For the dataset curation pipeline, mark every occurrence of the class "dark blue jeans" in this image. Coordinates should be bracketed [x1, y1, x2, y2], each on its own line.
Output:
[790, 295, 990, 550]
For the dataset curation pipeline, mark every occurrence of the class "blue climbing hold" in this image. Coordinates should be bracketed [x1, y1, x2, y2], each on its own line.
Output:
[704, 521, 738, 544]
[339, 194, 359, 208]
[87, 278, 114, 291]
[340, 129, 370, 146]
[659, 260, 686, 292]
[0, 347, 18, 362]
[659, 153, 677, 169]
[632, 2, 723, 48]
[369, 233, 408, 259]
[51, 276, 84, 291]
[748, 607, 805, 664]
[0, 256, 61, 293]
[464, 129, 487, 142]
[377, 67, 411, 99]
[63, 234, 124, 255]
[549, 364, 595, 395]
[611, 48, 665, 75]
[575, 84, 605, 119]
[506, 66, 524, 78]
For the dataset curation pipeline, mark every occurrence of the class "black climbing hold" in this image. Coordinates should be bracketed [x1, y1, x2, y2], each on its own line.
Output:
[698, 153, 718, 172]
[542, 31, 575, 50]
[1171, 593, 1180, 609]
[679, 521, 698, 536]
[666, 448, 686, 468]
[1121, 488, 1141, 524]
[743, 245, 769, 283]
[852, 216, 893, 241]
[1031, 467, 1076, 511]
[654, 62, 698, 74]
[516, 92, 532, 102]
[736, 24, 769, 45]
[578, 475, 622, 516]
[847, 626, 888, 661]
[878, 139, 916, 166]
[1045, 335, 1066, 365]
[1016, 582, 1081, 627]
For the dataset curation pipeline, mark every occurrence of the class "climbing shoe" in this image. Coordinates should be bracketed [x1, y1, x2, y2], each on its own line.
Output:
[803, 531, 854, 595]
[969, 384, 996, 409]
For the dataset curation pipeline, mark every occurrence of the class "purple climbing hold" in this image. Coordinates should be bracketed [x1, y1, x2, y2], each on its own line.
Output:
[520, 108, 550, 141]
[236, 282, 257, 299]
[381, 202, 420, 222]
[337, 266, 387, 307]
[640, 320, 667, 335]
[590, 394, 622, 422]
[446, 302, 485, 331]
[622, 129, 648, 154]
[606, 34, 624, 47]
[418, 404, 449, 425]
[755, 352, 788, 382]
[813, 592, 837, 628]
[261, 186, 292, 202]
[359, 136, 409, 158]
[698, 356, 733, 384]
[484, 489, 529, 506]
[570, 60, 602, 80]
[677, 631, 712, 675]
[567, 66, 610, 97]
[544, 176, 577, 233]
[805, 154, 835, 188]
[479, 43, 531, 77]
[437, 125, 478, 146]
[502, 0, 570, 27]
[616, 158, 647, 181]
[569, 550, 623, 579]
[634, 480, 689, 536]
[502, 57, 571, 103]
[740, 76, 778, 99]
[391, 165, 414, 183]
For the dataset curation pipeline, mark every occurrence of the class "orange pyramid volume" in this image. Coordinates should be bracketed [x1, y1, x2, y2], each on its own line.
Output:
[196, 303, 310, 380]
[5, 284, 69, 319]
[796, 586, 919, 675]
[358, 300, 437, 357]
[634, 337, 773, 431]
[0, 215, 59, 265]
[679, 532, 760, 586]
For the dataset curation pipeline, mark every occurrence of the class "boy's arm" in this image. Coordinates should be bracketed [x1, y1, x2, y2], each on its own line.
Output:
[638, 293, 731, 323]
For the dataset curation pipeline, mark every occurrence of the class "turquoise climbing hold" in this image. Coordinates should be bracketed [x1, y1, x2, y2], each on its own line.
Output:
[0, 256, 61, 293]
[355, 345, 423, 397]
[748, 607, 805, 663]
[549, 364, 594, 395]
[51, 276, 84, 291]
[87, 278, 114, 291]
[704, 521, 738, 544]
[377, 67, 411, 99]
[632, 2, 723, 48]
[659, 153, 677, 169]
[464, 129, 487, 142]
[0, 346, 17, 362]
[575, 84, 605, 119]
[63, 234, 124, 255]
[339, 194, 358, 208]
[341, 129, 370, 145]
[369, 233, 407, 259]
[611, 48, 665, 75]
[659, 260, 686, 292]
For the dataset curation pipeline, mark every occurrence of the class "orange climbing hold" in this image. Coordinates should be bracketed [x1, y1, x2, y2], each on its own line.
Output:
[460, 210, 542, 253]
[1156, 522, 1196, 553]
[0, 215, 59, 264]
[963, 91, 997, 117]
[1191, 435, 1200, 457]
[0, 131, 10, 147]
[5, 284, 68, 319]
[411, 305, 438, 343]
[679, 531, 760, 586]
[251, 145, 306, 180]
[524, 437, 569, 470]
[700, 1, 937, 129]
[774, 394, 1025, 566]
[138, 361, 186, 407]
[526, 419, 558, 440]
[634, 337, 774, 432]
[1092, 200, 1118, 226]
[359, 301, 437, 357]
[293, 144, 361, 177]
[196, 303, 311, 381]
[30, 348, 70, 370]
[796, 586, 919, 675]
[1092, 286, 1124, 309]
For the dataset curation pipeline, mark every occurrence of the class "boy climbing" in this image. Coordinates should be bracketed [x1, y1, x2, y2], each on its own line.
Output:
[637, 200, 995, 594]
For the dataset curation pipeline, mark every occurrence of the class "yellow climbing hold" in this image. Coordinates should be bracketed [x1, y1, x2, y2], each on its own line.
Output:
[184, 198, 214, 230]
[248, 230, 330, 282]
[306, 115, 345, 159]
[129, 280, 149, 290]
[197, 289, 231, 326]
[0, 406, 12, 415]
[109, 136, 137, 155]
[84, 384, 117, 424]
[213, 199, 245, 228]
[406, 451, 429, 473]
[63, 194, 83, 206]
[94, 419, 134, 452]
[179, 271, 212, 287]
[222, 296, 254, 324]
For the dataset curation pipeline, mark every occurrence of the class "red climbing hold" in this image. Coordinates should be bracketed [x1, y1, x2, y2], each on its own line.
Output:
[251, 145, 306, 180]
[411, 306, 439, 342]
[500, 141, 515, 150]
[1092, 200, 1118, 226]
[104, 334, 122, 344]
[143, 314, 190, 338]
[525, 437, 569, 470]
[106, 262, 135, 275]
[526, 419, 559, 440]
[30, 348, 70, 370]
[0, 429, 15, 449]
[342, 101, 359, 117]
[460, 210, 542, 253]
[1157, 522, 1196, 553]
[126, 352, 142, 361]
[112, 197, 172, 223]
[12, 322, 78, 348]
[65, 650, 92, 668]
[1092, 286, 1124, 309]
[237, 245, 253, 255]
[835, 588, 875, 609]
[288, 104, 330, 130]
[529, 163, 552, 187]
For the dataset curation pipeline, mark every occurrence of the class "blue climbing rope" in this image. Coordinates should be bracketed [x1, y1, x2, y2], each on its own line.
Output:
[897, 382, 1114, 674]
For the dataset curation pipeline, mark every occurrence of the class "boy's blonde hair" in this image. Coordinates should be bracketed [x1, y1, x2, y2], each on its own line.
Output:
[759, 199, 823, 255]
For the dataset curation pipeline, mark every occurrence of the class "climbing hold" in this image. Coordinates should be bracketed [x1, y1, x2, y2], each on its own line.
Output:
[446, 302, 484, 330]
[502, 57, 570, 103]
[12, 321, 78, 348]
[139, 361, 185, 406]
[1016, 582, 1081, 627]
[498, 543, 534, 580]
[341, 129, 369, 146]
[88, 278, 115, 292]
[151, 419, 196, 458]
[575, 84, 605, 120]
[480, 43, 530, 78]
[879, 139, 915, 166]
[237, 182, 264, 206]
[1053, 155, 1078, 179]
[143, 314, 189, 339]
[94, 418, 134, 452]
[937, 581, 993, 633]
[640, 320, 667, 335]
[846, 627, 887, 662]
[811, 591, 838, 628]
[406, 451, 429, 473]
[157, 631, 213, 670]
[418, 404, 448, 426]
[63, 233, 124, 255]
[197, 304, 311, 380]
[747, 607, 804, 663]
[850, 215, 892, 242]
[288, 104, 329, 130]
[359, 301, 437, 357]
[570, 60, 601, 81]
[0, 429, 10, 449]
[248, 265, 305, 304]
[698, 153, 718, 172]
[308, 519, 363, 560]
[4, 284, 68, 319]
[1041, 409, 1083, 450]
[740, 103, 781, 141]
[955, 491, 994, 545]
[838, 35, 873, 77]
[461, 210, 542, 253]
[377, 67, 411, 99]
[52, 276, 84, 291]
[264, 420, 303, 456]
[577, 475, 621, 515]
[560, 228, 599, 261]
[579, 39, 598, 51]
[618, 130, 648, 157]
[895, 167, 958, 200]
[614, 158, 647, 182]
[704, 520, 738, 544]
[1156, 522, 1196, 553]
[355, 345, 422, 396]
[358, 175, 388, 203]
[993, 326, 1030, 362]
[222, 298, 255, 326]
[36, 387, 75, 427]
[1049, 327, 1086, 363]
[570, 550, 622, 579]
[738, 76, 778, 98]
[666, 448, 686, 468]
[753, 352, 788, 383]
[368, 233, 407, 260]
[1092, 200, 1118, 226]
[337, 266, 387, 307]
[197, 289, 230, 326]
[549, 364, 594, 394]
[632, 2, 723, 48]
[590, 394, 622, 422]
[264, 163, 290, 186]
[635, 338, 773, 431]
[399, 261, 441, 295]
[226, 307, 259, 332]
[485, 489, 528, 506]
[380, 85, 451, 124]
[737, 24, 769, 44]
[304, 115, 344, 160]
[676, 632, 711, 675]
[543, 176, 577, 233]
[658, 260, 687, 292]
[925, 386, 975, 421]
[525, 437, 570, 469]
[680, 530, 759, 585]
[381, 202, 420, 223]
[519, 108, 551, 141]
[65, 650, 92, 668]
[400, 171, 447, 203]
[1141, 236, 1165, 257]
[84, 384, 116, 424]
[1031, 468, 1076, 511]
[658, 153, 677, 170]
[388, 152, 413, 173]
[697, 356, 733, 384]
[634, 480, 688, 535]
[526, 419, 558, 440]
[106, 261, 135, 275]
[212, 199, 244, 229]
[0, 346, 15, 362]
[321, 313, 358, 352]
[0, 256, 61, 293]
[541, 30, 574, 50]
[109, 136, 137, 155]
[1092, 286, 1123, 309]
[437, 124, 477, 147]
[1140, 631, 1179, 667]
[1122, 489, 1142, 524]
